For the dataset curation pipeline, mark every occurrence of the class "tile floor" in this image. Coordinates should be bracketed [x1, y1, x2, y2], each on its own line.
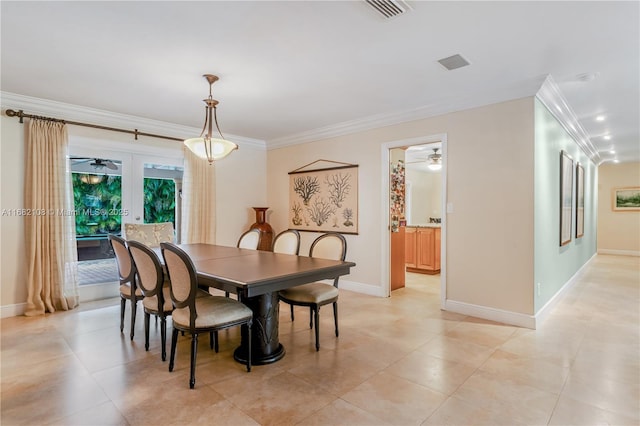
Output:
[1, 254, 638, 425]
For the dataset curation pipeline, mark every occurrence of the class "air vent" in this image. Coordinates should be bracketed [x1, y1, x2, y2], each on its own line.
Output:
[438, 54, 471, 71]
[365, 0, 411, 19]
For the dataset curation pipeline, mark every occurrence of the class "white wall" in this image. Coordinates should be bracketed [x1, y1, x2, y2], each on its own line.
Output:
[268, 97, 536, 318]
[597, 162, 640, 255]
[0, 114, 267, 316]
[533, 99, 598, 314]
[406, 167, 442, 225]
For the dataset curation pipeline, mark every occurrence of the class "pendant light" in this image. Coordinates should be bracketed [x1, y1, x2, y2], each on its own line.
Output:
[184, 74, 238, 164]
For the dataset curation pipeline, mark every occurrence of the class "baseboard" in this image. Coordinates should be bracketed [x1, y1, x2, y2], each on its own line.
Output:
[78, 282, 119, 303]
[339, 279, 387, 297]
[534, 252, 597, 327]
[597, 249, 640, 257]
[444, 299, 536, 329]
[1, 302, 26, 318]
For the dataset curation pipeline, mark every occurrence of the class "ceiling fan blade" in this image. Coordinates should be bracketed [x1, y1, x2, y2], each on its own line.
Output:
[105, 161, 118, 170]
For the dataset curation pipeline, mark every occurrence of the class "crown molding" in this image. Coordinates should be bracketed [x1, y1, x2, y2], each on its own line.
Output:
[535, 75, 601, 164]
[267, 77, 546, 149]
[0, 91, 266, 149]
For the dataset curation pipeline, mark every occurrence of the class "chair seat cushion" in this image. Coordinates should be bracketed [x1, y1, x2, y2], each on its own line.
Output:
[119, 284, 143, 298]
[142, 283, 173, 314]
[172, 295, 253, 330]
[279, 282, 338, 305]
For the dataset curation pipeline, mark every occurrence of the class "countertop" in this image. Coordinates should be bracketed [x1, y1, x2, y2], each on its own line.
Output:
[405, 223, 441, 228]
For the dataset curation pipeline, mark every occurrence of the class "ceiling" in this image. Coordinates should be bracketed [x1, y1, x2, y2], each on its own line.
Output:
[1, 1, 638, 163]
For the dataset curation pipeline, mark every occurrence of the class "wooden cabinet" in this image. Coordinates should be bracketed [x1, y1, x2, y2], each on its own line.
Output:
[405, 226, 440, 274]
[390, 226, 406, 290]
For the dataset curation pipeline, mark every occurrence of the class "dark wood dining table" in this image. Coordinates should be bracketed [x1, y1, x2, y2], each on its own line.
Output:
[161, 243, 356, 365]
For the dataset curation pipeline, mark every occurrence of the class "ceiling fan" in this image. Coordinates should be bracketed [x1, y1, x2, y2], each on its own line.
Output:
[406, 148, 442, 171]
[71, 157, 119, 170]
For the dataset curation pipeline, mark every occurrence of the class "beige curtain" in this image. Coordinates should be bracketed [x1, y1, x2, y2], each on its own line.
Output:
[24, 119, 79, 316]
[181, 147, 216, 244]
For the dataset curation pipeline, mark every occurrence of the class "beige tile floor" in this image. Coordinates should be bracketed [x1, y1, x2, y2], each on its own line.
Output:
[1, 254, 638, 425]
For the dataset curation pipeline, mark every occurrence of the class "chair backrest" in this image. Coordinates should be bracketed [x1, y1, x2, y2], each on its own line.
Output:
[272, 229, 301, 255]
[309, 233, 347, 288]
[237, 228, 260, 250]
[108, 234, 135, 284]
[123, 222, 175, 248]
[127, 240, 164, 299]
[309, 232, 347, 261]
[160, 242, 198, 328]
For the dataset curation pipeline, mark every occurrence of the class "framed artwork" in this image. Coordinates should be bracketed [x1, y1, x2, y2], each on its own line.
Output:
[612, 187, 640, 211]
[288, 160, 358, 234]
[560, 150, 573, 246]
[575, 163, 584, 238]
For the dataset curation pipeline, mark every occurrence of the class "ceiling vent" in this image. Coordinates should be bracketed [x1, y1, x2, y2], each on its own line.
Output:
[365, 0, 411, 19]
[438, 54, 471, 71]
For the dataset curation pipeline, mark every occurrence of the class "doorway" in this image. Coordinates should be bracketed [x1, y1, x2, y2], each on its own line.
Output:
[381, 134, 447, 308]
[68, 139, 184, 302]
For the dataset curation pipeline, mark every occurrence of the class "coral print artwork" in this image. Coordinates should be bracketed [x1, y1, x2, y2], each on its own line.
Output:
[288, 161, 358, 234]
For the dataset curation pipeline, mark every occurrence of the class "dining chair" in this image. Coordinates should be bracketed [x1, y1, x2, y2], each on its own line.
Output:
[272, 229, 301, 255]
[278, 232, 347, 351]
[161, 242, 253, 389]
[237, 228, 260, 250]
[127, 240, 173, 361]
[108, 234, 143, 340]
[225, 228, 262, 298]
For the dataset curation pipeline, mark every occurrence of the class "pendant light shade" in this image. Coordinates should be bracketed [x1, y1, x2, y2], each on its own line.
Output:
[184, 74, 238, 164]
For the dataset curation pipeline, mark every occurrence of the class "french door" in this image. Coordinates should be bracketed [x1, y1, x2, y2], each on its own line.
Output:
[69, 140, 183, 290]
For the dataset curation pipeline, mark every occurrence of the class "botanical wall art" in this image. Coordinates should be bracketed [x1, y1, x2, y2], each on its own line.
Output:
[612, 187, 640, 211]
[575, 163, 584, 238]
[560, 150, 573, 246]
[288, 160, 358, 234]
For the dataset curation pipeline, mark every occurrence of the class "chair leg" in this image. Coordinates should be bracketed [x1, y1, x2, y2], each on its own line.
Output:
[246, 322, 252, 372]
[209, 331, 219, 352]
[290, 304, 294, 321]
[144, 312, 150, 351]
[130, 299, 137, 340]
[160, 317, 167, 361]
[169, 328, 179, 372]
[120, 297, 126, 333]
[314, 307, 320, 351]
[309, 306, 313, 329]
[333, 302, 339, 337]
[190, 333, 198, 389]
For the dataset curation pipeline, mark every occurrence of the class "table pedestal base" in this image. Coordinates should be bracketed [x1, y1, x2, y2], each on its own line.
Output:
[233, 291, 285, 365]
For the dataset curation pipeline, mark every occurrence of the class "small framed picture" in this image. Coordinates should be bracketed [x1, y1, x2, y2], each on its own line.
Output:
[559, 151, 573, 246]
[575, 163, 584, 238]
[612, 187, 640, 211]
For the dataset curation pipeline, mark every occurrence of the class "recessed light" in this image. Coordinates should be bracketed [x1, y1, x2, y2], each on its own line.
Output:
[603, 135, 611, 140]
[596, 115, 606, 121]
[609, 150, 616, 154]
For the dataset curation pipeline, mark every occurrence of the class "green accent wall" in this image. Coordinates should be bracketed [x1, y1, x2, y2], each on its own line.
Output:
[534, 99, 598, 312]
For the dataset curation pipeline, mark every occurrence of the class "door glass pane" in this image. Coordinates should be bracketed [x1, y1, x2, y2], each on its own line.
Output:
[143, 163, 183, 242]
[71, 157, 122, 285]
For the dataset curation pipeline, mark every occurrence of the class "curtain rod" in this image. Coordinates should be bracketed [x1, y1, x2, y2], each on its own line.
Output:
[4, 109, 184, 142]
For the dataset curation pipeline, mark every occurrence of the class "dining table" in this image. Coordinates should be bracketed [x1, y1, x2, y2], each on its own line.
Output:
[160, 243, 356, 365]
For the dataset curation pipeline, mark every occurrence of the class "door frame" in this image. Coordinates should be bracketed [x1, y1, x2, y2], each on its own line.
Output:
[380, 133, 447, 308]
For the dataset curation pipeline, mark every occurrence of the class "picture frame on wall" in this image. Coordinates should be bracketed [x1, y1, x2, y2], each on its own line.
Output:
[575, 163, 584, 238]
[612, 187, 640, 211]
[560, 150, 573, 246]
[288, 160, 359, 234]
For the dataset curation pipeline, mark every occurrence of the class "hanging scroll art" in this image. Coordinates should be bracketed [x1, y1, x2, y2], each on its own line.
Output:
[288, 160, 358, 234]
